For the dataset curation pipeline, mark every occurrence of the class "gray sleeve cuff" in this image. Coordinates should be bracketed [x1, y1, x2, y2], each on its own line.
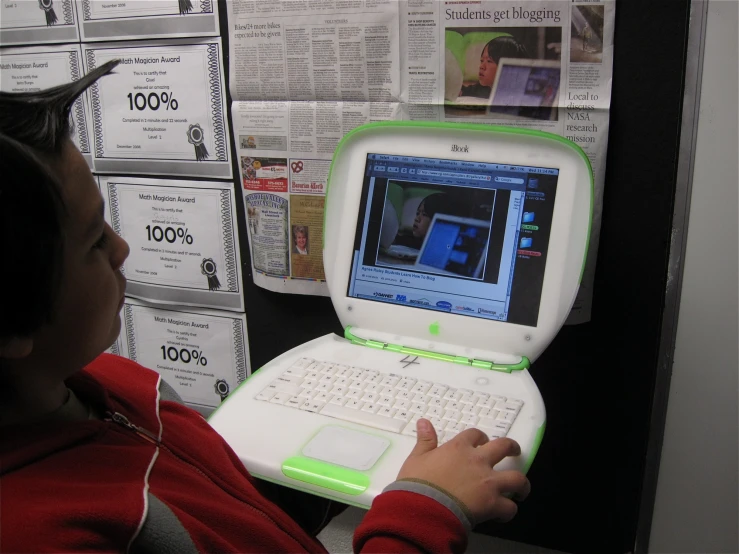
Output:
[159, 379, 185, 405]
[382, 478, 473, 532]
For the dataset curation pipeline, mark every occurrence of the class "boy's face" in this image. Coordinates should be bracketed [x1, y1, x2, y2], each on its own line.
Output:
[29, 141, 129, 374]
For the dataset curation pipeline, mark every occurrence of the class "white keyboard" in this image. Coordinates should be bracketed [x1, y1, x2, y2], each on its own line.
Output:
[255, 358, 524, 444]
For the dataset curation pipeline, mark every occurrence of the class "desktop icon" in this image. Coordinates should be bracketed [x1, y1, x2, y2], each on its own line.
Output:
[527, 178, 539, 189]
[520, 237, 533, 249]
[522, 212, 535, 223]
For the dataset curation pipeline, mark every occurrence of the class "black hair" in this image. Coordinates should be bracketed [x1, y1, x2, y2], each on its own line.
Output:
[482, 36, 529, 63]
[0, 60, 119, 339]
[420, 192, 464, 220]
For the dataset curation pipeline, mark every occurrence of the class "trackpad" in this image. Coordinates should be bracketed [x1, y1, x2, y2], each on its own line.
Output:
[302, 426, 390, 471]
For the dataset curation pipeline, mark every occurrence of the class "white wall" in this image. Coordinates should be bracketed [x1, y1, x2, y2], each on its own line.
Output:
[649, 1, 739, 552]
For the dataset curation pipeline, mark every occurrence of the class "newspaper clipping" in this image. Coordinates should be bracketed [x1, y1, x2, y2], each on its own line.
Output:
[228, 0, 614, 322]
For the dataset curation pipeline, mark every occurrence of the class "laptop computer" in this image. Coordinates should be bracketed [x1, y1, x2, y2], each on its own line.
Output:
[486, 58, 561, 121]
[209, 122, 592, 507]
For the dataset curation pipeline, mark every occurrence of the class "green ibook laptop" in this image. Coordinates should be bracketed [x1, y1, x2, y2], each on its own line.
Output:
[209, 122, 592, 507]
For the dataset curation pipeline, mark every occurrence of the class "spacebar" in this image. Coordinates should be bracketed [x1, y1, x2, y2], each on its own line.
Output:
[319, 404, 406, 433]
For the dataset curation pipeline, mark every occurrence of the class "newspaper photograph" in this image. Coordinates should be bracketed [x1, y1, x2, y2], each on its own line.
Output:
[228, 0, 614, 322]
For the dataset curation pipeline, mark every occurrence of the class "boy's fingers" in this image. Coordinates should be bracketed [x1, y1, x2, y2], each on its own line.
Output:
[408, 418, 438, 457]
[455, 428, 489, 448]
[495, 471, 531, 502]
[491, 498, 519, 523]
[479, 437, 521, 465]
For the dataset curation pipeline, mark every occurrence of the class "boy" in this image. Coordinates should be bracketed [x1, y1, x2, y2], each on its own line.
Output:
[0, 62, 530, 552]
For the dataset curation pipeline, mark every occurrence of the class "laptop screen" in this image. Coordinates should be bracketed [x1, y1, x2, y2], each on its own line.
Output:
[488, 63, 561, 121]
[347, 153, 559, 327]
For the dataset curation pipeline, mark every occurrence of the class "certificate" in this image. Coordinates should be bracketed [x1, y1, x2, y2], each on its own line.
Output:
[76, 0, 220, 41]
[100, 175, 243, 311]
[83, 39, 231, 178]
[0, 45, 92, 166]
[122, 299, 250, 412]
[0, 0, 79, 45]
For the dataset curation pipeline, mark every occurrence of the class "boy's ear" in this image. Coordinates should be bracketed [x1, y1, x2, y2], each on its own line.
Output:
[0, 336, 33, 360]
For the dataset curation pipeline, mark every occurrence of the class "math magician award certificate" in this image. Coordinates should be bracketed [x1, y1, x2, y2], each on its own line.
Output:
[122, 299, 250, 412]
[0, 0, 79, 45]
[100, 175, 243, 311]
[75, 0, 220, 41]
[0, 44, 92, 165]
[83, 39, 231, 178]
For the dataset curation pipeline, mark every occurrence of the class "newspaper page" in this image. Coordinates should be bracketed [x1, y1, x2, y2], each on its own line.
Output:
[228, 0, 614, 322]
[402, 0, 614, 322]
[228, 0, 402, 294]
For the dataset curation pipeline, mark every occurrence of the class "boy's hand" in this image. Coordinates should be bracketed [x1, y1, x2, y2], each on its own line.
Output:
[396, 418, 530, 525]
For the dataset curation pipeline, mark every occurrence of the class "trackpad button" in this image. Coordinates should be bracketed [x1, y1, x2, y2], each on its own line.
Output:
[302, 426, 389, 471]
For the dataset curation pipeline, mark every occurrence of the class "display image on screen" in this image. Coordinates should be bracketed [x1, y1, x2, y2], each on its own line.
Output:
[489, 63, 561, 121]
[347, 153, 560, 326]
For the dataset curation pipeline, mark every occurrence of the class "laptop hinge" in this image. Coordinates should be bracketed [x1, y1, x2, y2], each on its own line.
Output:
[344, 327, 530, 374]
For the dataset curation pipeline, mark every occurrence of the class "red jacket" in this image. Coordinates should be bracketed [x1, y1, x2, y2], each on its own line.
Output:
[1, 354, 468, 552]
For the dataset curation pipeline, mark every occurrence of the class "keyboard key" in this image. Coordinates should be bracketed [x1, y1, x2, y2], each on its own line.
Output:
[428, 384, 448, 398]
[402, 421, 419, 437]
[299, 400, 325, 413]
[411, 381, 432, 394]
[472, 392, 490, 405]
[267, 381, 302, 396]
[379, 375, 400, 387]
[427, 398, 447, 410]
[397, 377, 417, 390]
[330, 385, 347, 396]
[446, 421, 468, 434]
[443, 388, 463, 401]
[346, 389, 362, 401]
[461, 404, 481, 416]
[377, 396, 394, 408]
[379, 386, 396, 397]
[345, 400, 364, 410]
[394, 410, 412, 422]
[328, 396, 348, 406]
[320, 403, 406, 433]
[377, 407, 397, 418]
[393, 399, 411, 410]
[292, 358, 314, 369]
[442, 409, 462, 422]
[425, 406, 444, 419]
[497, 411, 517, 424]
[361, 402, 380, 414]
[314, 392, 333, 404]
[270, 392, 291, 405]
[360, 392, 378, 403]
[286, 396, 302, 408]
[410, 402, 427, 414]
[412, 393, 429, 404]
[460, 413, 479, 426]
[283, 367, 307, 378]
[458, 390, 475, 404]
[395, 391, 413, 401]
[255, 389, 276, 401]
[478, 417, 498, 429]
[348, 380, 366, 391]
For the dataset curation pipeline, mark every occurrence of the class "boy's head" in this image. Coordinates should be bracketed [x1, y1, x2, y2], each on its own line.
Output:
[0, 61, 130, 376]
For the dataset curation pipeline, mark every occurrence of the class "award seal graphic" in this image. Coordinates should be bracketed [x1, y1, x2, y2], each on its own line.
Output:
[187, 124, 210, 161]
[178, 0, 193, 15]
[39, 0, 57, 26]
[201, 258, 221, 291]
[214, 379, 230, 403]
